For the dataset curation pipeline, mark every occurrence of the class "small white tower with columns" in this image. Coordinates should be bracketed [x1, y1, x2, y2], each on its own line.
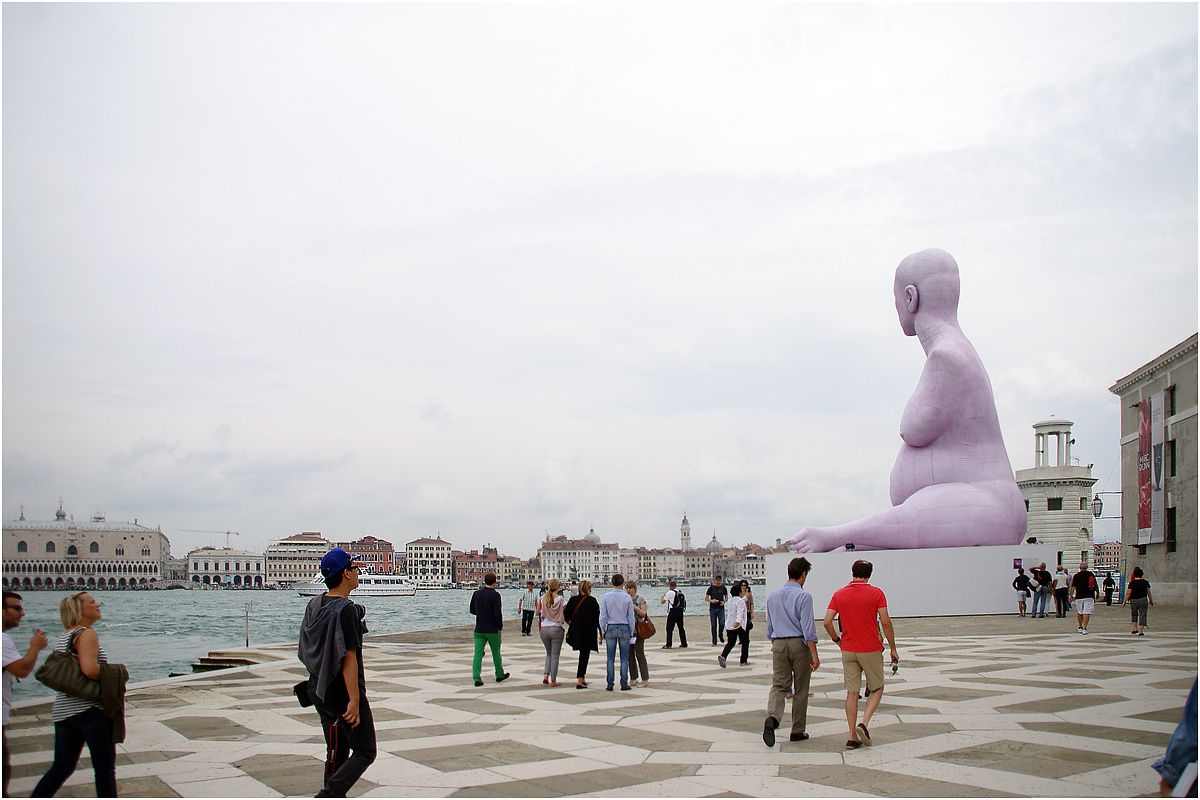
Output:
[1015, 418, 1098, 566]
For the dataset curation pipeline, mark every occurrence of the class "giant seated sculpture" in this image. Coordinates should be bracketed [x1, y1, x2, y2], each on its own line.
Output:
[790, 248, 1026, 553]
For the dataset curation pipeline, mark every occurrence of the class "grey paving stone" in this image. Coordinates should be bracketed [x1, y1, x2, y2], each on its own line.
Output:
[583, 698, 735, 718]
[561, 723, 709, 751]
[428, 696, 530, 715]
[161, 715, 258, 741]
[998, 694, 1126, 714]
[1132, 707, 1190, 724]
[58, 774, 182, 798]
[888, 685, 1009, 702]
[402, 740, 566, 771]
[926, 739, 1136, 779]
[780, 764, 1022, 797]
[1021, 720, 1170, 746]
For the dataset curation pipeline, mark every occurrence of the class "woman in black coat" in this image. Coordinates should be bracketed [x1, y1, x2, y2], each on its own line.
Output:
[565, 579, 601, 689]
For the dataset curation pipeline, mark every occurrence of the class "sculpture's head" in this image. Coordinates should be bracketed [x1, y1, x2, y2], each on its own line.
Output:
[893, 248, 961, 336]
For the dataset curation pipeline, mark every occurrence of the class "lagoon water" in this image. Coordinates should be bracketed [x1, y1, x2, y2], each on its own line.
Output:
[9, 584, 724, 701]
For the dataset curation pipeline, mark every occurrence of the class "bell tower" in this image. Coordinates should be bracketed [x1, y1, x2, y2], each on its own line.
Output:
[680, 513, 691, 551]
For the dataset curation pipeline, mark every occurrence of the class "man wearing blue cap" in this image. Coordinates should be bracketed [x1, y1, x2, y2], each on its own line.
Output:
[298, 548, 376, 797]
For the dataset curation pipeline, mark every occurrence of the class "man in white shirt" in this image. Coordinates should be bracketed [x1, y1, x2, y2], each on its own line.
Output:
[517, 581, 538, 636]
[3, 590, 48, 796]
[659, 580, 688, 648]
[717, 584, 749, 668]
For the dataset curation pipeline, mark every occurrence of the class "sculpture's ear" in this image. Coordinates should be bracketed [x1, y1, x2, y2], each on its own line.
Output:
[903, 284, 919, 314]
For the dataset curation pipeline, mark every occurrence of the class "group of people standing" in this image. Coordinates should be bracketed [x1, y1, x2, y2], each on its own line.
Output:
[1012, 561, 1154, 635]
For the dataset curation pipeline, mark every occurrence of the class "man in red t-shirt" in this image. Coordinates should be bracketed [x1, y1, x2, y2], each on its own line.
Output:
[823, 560, 898, 749]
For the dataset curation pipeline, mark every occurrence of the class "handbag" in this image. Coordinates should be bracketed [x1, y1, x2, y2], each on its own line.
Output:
[35, 629, 100, 701]
[635, 617, 656, 640]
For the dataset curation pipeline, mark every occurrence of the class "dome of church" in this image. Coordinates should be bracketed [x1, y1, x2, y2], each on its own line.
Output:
[584, 527, 601, 543]
[706, 533, 722, 554]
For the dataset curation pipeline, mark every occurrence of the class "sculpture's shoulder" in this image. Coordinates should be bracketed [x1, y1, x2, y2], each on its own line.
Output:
[925, 337, 984, 377]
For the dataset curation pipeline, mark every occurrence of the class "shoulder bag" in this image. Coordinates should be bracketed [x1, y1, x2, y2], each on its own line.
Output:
[35, 629, 101, 701]
[635, 617, 656, 640]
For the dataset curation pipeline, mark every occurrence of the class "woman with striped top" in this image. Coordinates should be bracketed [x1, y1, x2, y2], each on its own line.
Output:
[32, 592, 115, 798]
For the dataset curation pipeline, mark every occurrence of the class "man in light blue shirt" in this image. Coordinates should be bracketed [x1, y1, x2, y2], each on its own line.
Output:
[598, 574, 638, 691]
[762, 557, 820, 747]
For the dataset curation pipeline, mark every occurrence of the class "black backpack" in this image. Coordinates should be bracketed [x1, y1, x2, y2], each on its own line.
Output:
[674, 590, 686, 611]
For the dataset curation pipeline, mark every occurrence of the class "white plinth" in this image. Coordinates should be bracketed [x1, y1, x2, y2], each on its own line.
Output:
[766, 544, 1062, 617]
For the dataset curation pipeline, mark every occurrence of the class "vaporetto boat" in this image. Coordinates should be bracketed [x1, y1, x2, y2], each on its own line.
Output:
[296, 572, 417, 597]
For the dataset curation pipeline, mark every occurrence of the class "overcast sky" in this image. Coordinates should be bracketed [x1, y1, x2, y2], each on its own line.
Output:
[4, 3, 1196, 557]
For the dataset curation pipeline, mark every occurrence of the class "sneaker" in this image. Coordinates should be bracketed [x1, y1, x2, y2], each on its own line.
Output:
[1081, 629, 1088, 635]
[661, 645, 673, 649]
[739, 661, 751, 666]
[856, 723, 872, 746]
[762, 716, 779, 748]
[639, 680, 649, 687]
[680, 645, 688, 648]
[606, 685, 614, 691]
[474, 680, 483, 687]
[497, 673, 510, 683]
[845, 739, 862, 749]
[620, 684, 631, 691]
[789, 732, 809, 742]
[717, 655, 727, 668]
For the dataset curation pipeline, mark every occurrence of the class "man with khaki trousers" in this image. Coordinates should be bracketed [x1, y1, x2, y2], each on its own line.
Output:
[762, 557, 820, 747]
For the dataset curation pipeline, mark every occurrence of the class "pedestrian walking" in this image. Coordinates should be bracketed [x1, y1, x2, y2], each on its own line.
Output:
[660, 580, 688, 648]
[565, 580, 600, 689]
[599, 574, 637, 691]
[626, 581, 650, 686]
[823, 560, 898, 750]
[32, 592, 119, 798]
[297, 548, 377, 798]
[1012, 567, 1032, 617]
[1052, 565, 1070, 617]
[469, 573, 510, 686]
[3, 590, 48, 796]
[1102, 572, 1116, 606]
[1123, 567, 1154, 636]
[739, 579, 756, 653]
[762, 557, 820, 748]
[705, 576, 728, 645]
[1070, 561, 1098, 635]
[717, 584, 749, 667]
[537, 579, 566, 687]
[517, 581, 537, 636]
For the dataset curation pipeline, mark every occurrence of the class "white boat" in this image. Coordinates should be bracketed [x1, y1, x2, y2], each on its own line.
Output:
[296, 571, 416, 597]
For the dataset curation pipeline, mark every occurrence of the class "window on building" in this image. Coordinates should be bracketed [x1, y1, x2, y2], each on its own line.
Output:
[17, 541, 27, 553]
[1137, 544, 1147, 556]
[46, 541, 56, 553]
[1168, 384, 1177, 415]
[1047, 498, 1063, 511]
[1079, 497, 1087, 511]
[115, 546, 124, 556]
[1169, 439, 1177, 477]
[90, 542, 99, 553]
[67, 545, 78, 556]
[1166, 507, 1177, 553]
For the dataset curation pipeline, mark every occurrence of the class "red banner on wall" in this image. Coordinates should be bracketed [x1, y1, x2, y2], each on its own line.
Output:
[1137, 399, 1152, 542]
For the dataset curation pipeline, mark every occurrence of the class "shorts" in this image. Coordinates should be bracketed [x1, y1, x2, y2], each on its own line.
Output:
[1075, 598, 1095, 615]
[841, 649, 885, 694]
[1016, 590, 1028, 601]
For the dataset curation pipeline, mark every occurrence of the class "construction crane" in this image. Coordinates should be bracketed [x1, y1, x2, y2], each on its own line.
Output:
[180, 529, 241, 548]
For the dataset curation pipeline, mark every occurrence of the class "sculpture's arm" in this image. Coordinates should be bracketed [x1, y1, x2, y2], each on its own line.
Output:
[899, 350, 962, 447]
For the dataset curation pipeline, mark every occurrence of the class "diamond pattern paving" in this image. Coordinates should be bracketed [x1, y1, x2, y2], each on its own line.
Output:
[6, 606, 1193, 798]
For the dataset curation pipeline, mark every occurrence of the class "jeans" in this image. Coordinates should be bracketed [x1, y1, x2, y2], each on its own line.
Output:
[521, 610, 535, 635]
[472, 632, 505, 681]
[605, 624, 631, 688]
[666, 609, 687, 647]
[721, 627, 749, 664]
[32, 707, 117, 798]
[1031, 587, 1047, 617]
[540, 625, 564, 681]
[314, 696, 377, 798]
[710, 606, 726, 643]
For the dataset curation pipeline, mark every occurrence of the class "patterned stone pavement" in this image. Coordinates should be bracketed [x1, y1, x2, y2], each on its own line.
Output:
[5, 606, 1195, 798]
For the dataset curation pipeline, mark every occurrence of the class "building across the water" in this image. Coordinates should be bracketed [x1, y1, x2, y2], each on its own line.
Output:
[2, 503, 174, 590]
[265, 532, 332, 585]
[186, 546, 266, 587]
[405, 536, 453, 588]
[335, 535, 397, 574]
[538, 529, 619, 585]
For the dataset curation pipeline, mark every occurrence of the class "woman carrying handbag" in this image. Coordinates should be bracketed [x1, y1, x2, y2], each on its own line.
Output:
[626, 581, 653, 687]
[33, 592, 116, 798]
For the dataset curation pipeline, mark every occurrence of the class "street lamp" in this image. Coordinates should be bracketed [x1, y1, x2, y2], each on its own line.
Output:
[1092, 491, 1122, 519]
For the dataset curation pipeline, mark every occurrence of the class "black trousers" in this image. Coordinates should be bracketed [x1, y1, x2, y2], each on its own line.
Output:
[577, 647, 592, 679]
[315, 696, 377, 798]
[1054, 588, 1069, 617]
[521, 610, 535, 635]
[720, 627, 749, 664]
[666, 610, 687, 647]
[32, 707, 117, 798]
